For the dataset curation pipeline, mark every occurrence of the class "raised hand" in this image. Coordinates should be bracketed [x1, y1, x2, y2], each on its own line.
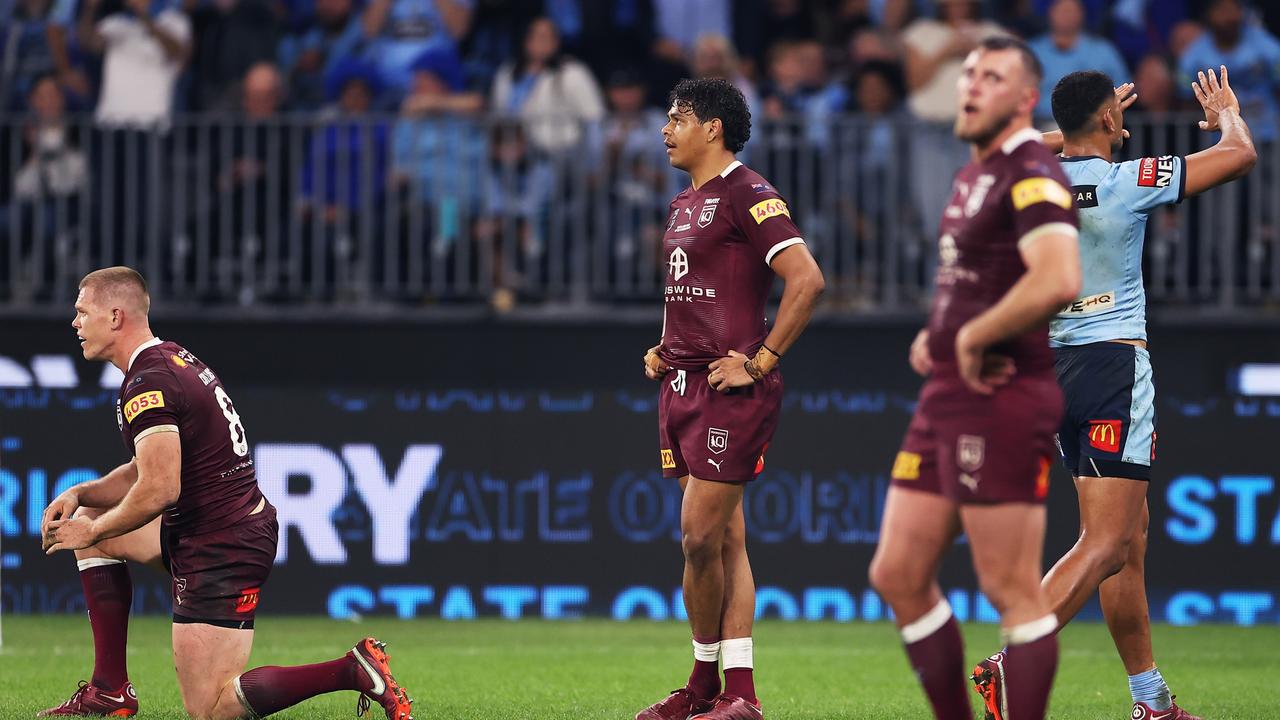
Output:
[1192, 65, 1240, 132]
[1115, 82, 1137, 140]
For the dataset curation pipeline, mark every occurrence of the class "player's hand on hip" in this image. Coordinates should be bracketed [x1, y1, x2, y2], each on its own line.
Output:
[40, 488, 81, 539]
[708, 350, 756, 393]
[43, 516, 98, 554]
[956, 326, 1014, 395]
[643, 344, 671, 380]
[909, 329, 933, 377]
[1193, 65, 1239, 131]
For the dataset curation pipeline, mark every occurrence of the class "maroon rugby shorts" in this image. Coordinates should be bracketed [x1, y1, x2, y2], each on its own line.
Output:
[162, 503, 278, 628]
[890, 376, 1062, 504]
[658, 367, 782, 483]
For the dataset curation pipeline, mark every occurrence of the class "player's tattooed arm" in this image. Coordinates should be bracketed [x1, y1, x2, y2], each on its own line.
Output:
[46, 432, 181, 553]
[1185, 66, 1256, 197]
[1041, 83, 1136, 153]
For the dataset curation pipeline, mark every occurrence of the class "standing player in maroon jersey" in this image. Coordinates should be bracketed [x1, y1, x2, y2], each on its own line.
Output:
[40, 266, 414, 719]
[867, 38, 1081, 720]
[635, 78, 825, 720]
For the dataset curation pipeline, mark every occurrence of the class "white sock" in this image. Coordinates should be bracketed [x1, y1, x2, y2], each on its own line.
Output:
[721, 637, 753, 670]
[692, 639, 721, 663]
[900, 600, 953, 644]
[77, 558, 125, 571]
[1002, 614, 1058, 646]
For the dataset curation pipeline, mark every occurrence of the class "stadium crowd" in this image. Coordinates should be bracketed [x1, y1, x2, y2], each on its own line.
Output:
[0, 0, 1277, 307]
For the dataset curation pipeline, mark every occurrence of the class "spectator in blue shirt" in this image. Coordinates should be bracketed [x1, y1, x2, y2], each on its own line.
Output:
[390, 46, 485, 250]
[1, 0, 64, 111]
[278, 0, 364, 110]
[1029, 0, 1129, 122]
[361, 0, 473, 99]
[1178, 0, 1280, 143]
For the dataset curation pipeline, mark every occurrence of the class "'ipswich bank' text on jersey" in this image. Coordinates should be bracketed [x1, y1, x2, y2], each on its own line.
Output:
[1049, 154, 1185, 346]
[658, 160, 806, 369]
[117, 338, 264, 535]
[927, 128, 1080, 377]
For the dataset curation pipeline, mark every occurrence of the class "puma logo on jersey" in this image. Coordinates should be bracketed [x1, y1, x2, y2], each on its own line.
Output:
[707, 458, 723, 472]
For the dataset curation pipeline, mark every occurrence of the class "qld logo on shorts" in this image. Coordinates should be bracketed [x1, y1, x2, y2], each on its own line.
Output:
[707, 427, 729, 455]
[957, 434, 985, 472]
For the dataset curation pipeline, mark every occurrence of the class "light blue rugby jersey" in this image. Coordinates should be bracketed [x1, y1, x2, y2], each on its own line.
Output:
[1049, 154, 1185, 346]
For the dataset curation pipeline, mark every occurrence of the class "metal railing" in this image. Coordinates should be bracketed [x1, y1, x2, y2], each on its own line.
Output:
[1, 111, 1276, 315]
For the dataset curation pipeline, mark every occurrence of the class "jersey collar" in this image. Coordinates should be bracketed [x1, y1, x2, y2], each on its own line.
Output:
[718, 159, 743, 178]
[1000, 127, 1043, 155]
[127, 337, 163, 371]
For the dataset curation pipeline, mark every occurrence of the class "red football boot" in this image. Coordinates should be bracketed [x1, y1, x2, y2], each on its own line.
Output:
[972, 651, 1008, 720]
[1131, 697, 1203, 720]
[350, 637, 415, 720]
[635, 687, 715, 720]
[691, 694, 763, 719]
[37, 681, 137, 717]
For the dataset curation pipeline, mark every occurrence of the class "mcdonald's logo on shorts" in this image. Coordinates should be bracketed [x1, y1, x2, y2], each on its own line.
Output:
[1087, 419, 1122, 454]
[660, 449, 677, 470]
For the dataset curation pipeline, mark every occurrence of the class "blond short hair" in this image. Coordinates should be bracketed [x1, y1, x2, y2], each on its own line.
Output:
[79, 266, 151, 315]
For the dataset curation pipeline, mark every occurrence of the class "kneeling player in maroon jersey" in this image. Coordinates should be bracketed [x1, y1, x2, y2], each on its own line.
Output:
[867, 38, 1081, 720]
[635, 78, 825, 720]
[40, 266, 414, 719]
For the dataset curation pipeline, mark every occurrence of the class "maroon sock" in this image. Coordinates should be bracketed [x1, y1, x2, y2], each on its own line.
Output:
[724, 668, 756, 705]
[1003, 631, 1059, 720]
[687, 635, 721, 700]
[236, 656, 360, 716]
[79, 562, 132, 691]
[902, 612, 969, 720]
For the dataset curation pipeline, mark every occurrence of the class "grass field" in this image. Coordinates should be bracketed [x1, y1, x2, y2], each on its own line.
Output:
[0, 617, 1276, 719]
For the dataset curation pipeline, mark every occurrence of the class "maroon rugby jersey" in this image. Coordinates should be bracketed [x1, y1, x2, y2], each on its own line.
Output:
[658, 160, 806, 369]
[116, 338, 262, 535]
[926, 128, 1079, 378]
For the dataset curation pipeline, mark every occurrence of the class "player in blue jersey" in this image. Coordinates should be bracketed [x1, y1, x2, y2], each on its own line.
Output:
[972, 67, 1255, 720]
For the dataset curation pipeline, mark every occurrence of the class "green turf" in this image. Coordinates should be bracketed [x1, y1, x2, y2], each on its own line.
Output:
[0, 616, 1276, 719]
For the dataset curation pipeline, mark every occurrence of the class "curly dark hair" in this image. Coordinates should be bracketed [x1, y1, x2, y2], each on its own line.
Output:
[668, 78, 752, 154]
[1051, 70, 1115, 136]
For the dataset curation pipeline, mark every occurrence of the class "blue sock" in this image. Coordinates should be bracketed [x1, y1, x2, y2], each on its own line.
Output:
[1128, 667, 1172, 711]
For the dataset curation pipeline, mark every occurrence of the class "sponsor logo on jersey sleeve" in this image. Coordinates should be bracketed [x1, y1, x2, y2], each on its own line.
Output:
[170, 354, 188, 368]
[749, 198, 790, 224]
[1088, 419, 1122, 453]
[122, 390, 165, 423]
[660, 449, 677, 470]
[1011, 177, 1073, 211]
[891, 451, 921, 480]
[1136, 156, 1175, 188]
